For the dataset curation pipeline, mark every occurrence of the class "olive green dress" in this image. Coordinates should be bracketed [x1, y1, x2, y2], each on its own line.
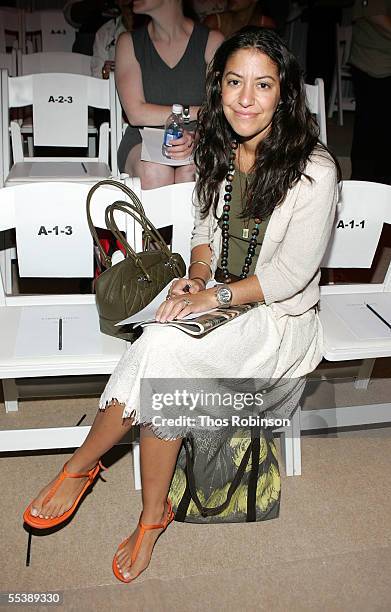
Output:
[217, 169, 271, 277]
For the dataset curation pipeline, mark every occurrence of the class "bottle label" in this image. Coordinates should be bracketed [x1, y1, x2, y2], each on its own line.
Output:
[163, 129, 183, 147]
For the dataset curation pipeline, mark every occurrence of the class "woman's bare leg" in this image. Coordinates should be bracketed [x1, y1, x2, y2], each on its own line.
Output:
[114, 427, 182, 581]
[124, 144, 175, 189]
[30, 401, 133, 519]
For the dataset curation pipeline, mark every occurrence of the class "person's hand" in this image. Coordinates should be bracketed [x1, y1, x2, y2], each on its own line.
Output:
[165, 129, 194, 160]
[102, 60, 115, 79]
[167, 277, 204, 297]
[155, 288, 217, 323]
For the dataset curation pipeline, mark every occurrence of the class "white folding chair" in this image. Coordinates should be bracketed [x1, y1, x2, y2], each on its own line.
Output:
[1, 69, 119, 184]
[24, 10, 76, 53]
[16, 51, 95, 157]
[305, 78, 328, 145]
[0, 179, 200, 489]
[328, 24, 355, 127]
[290, 181, 391, 474]
[0, 179, 144, 487]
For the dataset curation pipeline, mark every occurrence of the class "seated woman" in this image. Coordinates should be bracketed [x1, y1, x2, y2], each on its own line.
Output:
[204, 0, 276, 38]
[23, 27, 340, 584]
[116, 0, 224, 188]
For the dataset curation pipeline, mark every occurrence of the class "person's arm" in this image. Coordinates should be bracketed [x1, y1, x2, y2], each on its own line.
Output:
[157, 159, 338, 321]
[115, 32, 172, 125]
[254, 161, 338, 306]
[115, 32, 200, 125]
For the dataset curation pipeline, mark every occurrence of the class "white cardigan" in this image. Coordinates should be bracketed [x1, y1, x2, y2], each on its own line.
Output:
[190, 150, 339, 318]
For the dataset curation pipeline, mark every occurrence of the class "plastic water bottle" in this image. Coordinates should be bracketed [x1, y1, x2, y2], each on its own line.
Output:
[162, 104, 184, 158]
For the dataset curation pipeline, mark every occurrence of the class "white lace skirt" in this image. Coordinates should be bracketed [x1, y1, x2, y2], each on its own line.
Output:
[99, 304, 322, 438]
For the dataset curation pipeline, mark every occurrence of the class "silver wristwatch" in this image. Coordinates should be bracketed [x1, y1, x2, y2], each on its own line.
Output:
[215, 285, 233, 308]
[182, 105, 190, 124]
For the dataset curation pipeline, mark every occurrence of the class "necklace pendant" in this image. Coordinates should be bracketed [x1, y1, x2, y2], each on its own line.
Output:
[242, 228, 249, 239]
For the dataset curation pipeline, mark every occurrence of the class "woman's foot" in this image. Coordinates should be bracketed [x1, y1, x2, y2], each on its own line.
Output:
[113, 501, 174, 582]
[27, 458, 100, 521]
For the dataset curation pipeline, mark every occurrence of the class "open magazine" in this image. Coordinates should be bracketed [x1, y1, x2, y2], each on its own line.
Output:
[134, 303, 260, 337]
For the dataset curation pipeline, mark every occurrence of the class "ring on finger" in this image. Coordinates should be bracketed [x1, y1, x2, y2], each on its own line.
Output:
[183, 298, 192, 306]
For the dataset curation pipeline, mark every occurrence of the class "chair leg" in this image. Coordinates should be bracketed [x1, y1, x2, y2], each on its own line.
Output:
[328, 71, 337, 119]
[354, 358, 376, 391]
[88, 135, 96, 157]
[291, 405, 302, 476]
[5, 248, 13, 294]
[27, 135, 33, 157]
[280, 427, 294, 476]
[132, 441, 141, 490]
[336, 55, 344, 126]
[280, 405, 302, 476]
[3, 378, 19, 412]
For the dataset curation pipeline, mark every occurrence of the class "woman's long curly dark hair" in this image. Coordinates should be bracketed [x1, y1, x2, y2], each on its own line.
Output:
[194, 27, 341, 220]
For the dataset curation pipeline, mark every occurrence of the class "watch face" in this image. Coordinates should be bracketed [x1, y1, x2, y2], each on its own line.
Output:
[217, 286, 232, 305]
[183, 106, 190, 122]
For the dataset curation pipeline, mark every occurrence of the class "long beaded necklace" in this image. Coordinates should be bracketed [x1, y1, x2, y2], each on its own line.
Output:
[220, 140, 262, 282]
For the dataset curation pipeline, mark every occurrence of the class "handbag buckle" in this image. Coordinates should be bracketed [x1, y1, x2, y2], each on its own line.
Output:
[137, 275, 151, 283]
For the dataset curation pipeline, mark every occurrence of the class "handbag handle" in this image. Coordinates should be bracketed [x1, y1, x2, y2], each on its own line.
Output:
[184, 433, 254, 517]
[105, 201, 184, 281]
[86, 179, 146, 269]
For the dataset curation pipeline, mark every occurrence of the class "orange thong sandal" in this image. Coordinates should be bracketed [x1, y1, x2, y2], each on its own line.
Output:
[112, 499, 174, 584]
[23, 460, 106, 529]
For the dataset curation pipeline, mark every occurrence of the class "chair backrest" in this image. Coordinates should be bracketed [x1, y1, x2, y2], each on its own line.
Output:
[321, 180, 391, 289]
[305, 78, 327, 145]
[1, 69, 118, 175]
[0, 50, 17, 76]
[18, 51, 91, 76]
[133, 181, 197, 272]
[0, 180, 140, 304]
[0, 8, 22, 53]
[24, 10, 76, 53]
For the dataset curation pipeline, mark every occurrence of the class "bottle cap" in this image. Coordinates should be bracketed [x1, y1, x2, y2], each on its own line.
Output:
[172, 104, 183, 114]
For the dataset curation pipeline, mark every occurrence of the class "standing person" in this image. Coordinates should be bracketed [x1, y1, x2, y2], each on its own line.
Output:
[203, 0, 276, 38]
[349, 0, 391, 184]
[23, 27, 340, 584]
[91, 0, 136, 79]
[115, 0, 224, 188]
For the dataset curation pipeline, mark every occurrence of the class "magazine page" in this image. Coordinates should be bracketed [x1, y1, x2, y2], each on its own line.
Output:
[140, 128, 192, 166]
[138, 303, 260, 337]
[116, 281, 218, 327]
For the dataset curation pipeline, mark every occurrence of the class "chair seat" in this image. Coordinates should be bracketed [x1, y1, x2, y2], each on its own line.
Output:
[0, 302, 125, 379]
[319, 291, 391, 361]
[6, 161, 111, 183]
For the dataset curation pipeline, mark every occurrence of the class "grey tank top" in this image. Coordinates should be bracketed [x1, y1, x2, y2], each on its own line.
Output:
[117, 22, 210, 172]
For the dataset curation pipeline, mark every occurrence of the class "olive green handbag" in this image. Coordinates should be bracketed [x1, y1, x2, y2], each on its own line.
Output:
[86, 180, 186, 341]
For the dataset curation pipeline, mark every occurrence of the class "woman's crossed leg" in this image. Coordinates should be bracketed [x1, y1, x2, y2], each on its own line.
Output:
[27, 400, 182, 582]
